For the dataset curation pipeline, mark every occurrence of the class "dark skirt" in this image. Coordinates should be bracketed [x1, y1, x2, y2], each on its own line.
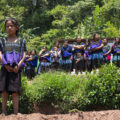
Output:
[92, 59, 103, 69]
[84, 59, 92, 72]
[60, 58, 72, 72]
[0, 67, 21, 94]
[26, 66, 36, 79]
[37, 62, 51, 74]
[75, 60, 84, 71]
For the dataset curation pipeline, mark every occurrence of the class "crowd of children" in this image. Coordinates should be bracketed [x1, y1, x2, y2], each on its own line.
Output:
[24, 34, 120, 78]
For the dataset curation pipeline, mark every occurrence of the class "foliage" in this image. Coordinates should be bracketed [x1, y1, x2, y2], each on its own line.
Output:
[0, 0, 120, 51]
[0, 64, 118, 114]
[68, 0, 95, 23]
[0, 22, 7, 38]
[103, 22, 120, 38]
[27, 37, 46, 52]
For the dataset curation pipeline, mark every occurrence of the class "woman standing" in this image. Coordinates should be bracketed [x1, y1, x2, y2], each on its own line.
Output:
[90, 34, 104, 70]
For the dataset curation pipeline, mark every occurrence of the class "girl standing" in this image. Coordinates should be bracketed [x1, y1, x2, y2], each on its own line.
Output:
[0, 18, 26, 115]
[37, 46, 50, 74]
[60, 40, 73, 72]
[50, 46, 61, 69]
[24, 51, 32, 77]
[74, 52, 83, 74]
[26, 50, 38, 79]
[112, 37, 120, 67]
[84, 39, 92, 72]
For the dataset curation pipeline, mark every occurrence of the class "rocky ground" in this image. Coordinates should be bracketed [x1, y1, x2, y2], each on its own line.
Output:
[0, 110, 120, 120]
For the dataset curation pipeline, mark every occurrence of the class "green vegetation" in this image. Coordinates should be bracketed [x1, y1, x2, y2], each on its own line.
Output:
[20, 64, 120, 113]
[0, 64, 119, 114]
[0, 0, 120, 51]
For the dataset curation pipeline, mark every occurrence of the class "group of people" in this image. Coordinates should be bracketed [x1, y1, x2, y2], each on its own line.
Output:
[24, 34, 120, 78]
[0, 17, 120, 115]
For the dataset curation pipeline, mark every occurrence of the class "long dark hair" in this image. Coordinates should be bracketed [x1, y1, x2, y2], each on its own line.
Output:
[93, 33, 99, 41]
[5, 17, 19, 36]
[32, 49, 37, 55]
[115, 37, 120, 44]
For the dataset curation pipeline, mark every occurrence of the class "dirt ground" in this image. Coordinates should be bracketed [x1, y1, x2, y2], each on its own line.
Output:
[0, 110, 120, 120]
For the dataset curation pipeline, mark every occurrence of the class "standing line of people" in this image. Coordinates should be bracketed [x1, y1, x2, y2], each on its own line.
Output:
[24, 34, 120, 78]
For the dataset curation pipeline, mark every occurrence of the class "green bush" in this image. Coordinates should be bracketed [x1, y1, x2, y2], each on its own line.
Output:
[1, 64, 120, 114]
[74, 64, 120, 110]
[21, 64, 120, 113]
[23, 72, 81, 113]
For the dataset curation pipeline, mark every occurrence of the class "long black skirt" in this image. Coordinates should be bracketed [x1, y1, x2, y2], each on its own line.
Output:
[0, 67, 21, 94]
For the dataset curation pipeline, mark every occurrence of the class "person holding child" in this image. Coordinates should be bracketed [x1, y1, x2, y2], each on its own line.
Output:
[73, 37, 85, 74]
[60, 40, 73, 72]
[89, 34, 104, 71]
[50, 46, 61, 69]
[37, 46, 50, 74]
[26, 50, 38, 79]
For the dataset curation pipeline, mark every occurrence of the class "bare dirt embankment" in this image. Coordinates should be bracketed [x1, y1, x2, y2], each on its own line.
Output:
[0, 110, 120, 120]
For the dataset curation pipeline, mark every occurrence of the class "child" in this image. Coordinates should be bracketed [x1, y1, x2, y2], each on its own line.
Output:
[60, 40, 73, 72]
[24, 51, 32, 77]
[37, 46, 50, 74]
[50, 46, 61, 69]
[75, 52, 83, 74]
[0, 18, 26, 115]
[84, 39, 92, 72]
[25, 51, 31, 59]
[102, 38, 111, 64]
[112, 37, 120, 67]
[26, 50, 38, 79]
[73, 37, 85, 73]
[90, 34, 104, 70]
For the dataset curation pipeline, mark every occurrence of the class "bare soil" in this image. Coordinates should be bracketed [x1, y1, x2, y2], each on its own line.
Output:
[0, 110, 120, 120]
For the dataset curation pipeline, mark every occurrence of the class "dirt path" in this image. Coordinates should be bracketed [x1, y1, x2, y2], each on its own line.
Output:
[0, 110, 120, 120]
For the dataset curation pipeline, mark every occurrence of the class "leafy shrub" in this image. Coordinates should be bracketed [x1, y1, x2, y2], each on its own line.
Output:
[21, 64, 120, 113]
[74, 64, 120, 110]
[1, 64, 120, 114]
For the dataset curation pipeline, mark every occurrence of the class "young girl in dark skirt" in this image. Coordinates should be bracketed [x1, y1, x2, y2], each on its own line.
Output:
[75, 52, 83, 74]
[26, 50, 38, 79]
[0, 18, 26, 115]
